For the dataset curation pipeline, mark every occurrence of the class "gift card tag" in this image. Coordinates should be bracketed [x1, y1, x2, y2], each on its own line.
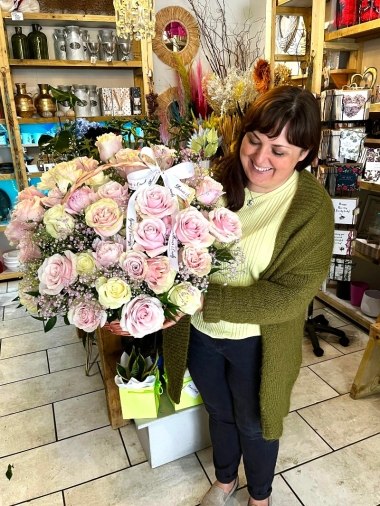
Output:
[183, 381, 199, 399]
[11, 11, 24, 21]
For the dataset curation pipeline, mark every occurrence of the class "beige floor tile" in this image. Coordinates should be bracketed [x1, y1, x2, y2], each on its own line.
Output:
[0, 405, 55, 458]
[0, 427, 128, 506]
[0, 325, 78, 359]
[0, 316, 48, 339]
[54, 390, 109, 440]
[119, 422, 148, 465]
[301, 336, 343, 367]
[312, 298, 325, 310]
[0, 365, 104, 417]
[4, 302, 30, 320]
[7, 280, 20, 293]
[276, 412, 331, 473]
[0, 281, 7, 293]
[298, 393, 380, 450]
[321, 323, 369, 354]
[310, 350, 364, 394]
[197, 445, 246, 487]
[289, 367, 339, 412]
[283, 433, 380, 506]
[20, 492, 64, 505]
[312, 308, 350, 328]
[227, 475, 302, 505]
[48, 342, 88, 373]
[64, 454, 209, 506]
[0, 351, 49, 386]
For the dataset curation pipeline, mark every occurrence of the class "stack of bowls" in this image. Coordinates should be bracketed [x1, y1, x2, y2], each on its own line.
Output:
[3, 251, 20, 272]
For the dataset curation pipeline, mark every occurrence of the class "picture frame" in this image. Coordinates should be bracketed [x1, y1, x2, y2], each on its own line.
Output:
[357, 195, 380, 237]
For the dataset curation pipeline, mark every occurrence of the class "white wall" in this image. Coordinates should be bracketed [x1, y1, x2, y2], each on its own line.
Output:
[153, 0, 266, 94]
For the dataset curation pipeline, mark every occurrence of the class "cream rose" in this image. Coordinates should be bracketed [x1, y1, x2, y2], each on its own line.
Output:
[95, 132, 123, 162]
[50, 161, 85, 194]
[76, 252, 99, 275]
[85, 171, 110, 191]
[181, 246, 212, 276]
[97, 277, 132, 309]
[85, 198, 124, 237]
[167, 282, 202, 315]
[43, 204, 75, 239]
[37, 169, 57, 191]
[19, 281, 38, 315]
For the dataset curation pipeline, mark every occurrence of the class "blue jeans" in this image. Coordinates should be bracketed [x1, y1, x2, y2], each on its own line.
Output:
[188, 325, 279, 501]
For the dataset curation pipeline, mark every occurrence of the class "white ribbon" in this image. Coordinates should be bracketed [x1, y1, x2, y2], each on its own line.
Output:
[126, 147, 195, 271]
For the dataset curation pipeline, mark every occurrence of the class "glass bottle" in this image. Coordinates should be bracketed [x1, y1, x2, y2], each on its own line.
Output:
[72, 84, 91, 117]
[53, 28, 66, 60]
[27, 24, 49, 60]
[88, 85, 101, 116]
[11, 27, 30, 60]
[64, 26, 84, 61]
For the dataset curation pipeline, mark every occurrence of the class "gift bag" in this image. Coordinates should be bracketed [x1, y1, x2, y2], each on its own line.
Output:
[115, 369, 162, 419]
[164, 368, 203, 411]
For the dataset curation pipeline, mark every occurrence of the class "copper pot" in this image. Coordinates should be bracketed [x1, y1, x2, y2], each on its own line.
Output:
[34, 84, 56, 117]
[14, 83, 36, 118]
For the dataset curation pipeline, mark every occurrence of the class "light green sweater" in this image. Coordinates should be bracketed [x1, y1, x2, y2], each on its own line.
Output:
[163, 170, 334, 440]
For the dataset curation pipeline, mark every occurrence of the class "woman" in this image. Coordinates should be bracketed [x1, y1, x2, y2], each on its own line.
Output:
[163, 86, 334, 506]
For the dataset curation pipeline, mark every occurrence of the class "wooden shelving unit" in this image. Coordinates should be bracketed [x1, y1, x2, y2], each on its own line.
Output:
[17, 114, 144, 125]
[354, 250, 380, 265]
[9, 59, 143, 68]
[360, 181, 380, 192]
[1, 12, 115, 27]
[325, 19, 380, 42]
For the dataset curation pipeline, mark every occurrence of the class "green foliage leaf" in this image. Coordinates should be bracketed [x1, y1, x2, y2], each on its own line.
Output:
[131, 353, 146, 381]
[54, 130, 73, 152]
[30, 315, 45, 322]
[38, 134, 54, 148]
[116, 363, 129, 381]
[190, 137, 204, 153]
[206, 129, 218, 144]
[204, 142, 217, 158]
[6, 464, 14, 481]
[214, 248, 234, 263]
[25, 291, 39, 297]
[48, 85, 84, 107]
[44, 316, 57, 333]
[126, 346, 137, 378]
[63, 314, 70, 326]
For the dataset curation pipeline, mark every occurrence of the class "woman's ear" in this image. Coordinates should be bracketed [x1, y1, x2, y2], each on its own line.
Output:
[298, 149, 310, 162]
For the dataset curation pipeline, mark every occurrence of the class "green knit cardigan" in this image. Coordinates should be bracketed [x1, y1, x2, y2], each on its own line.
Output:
[163, 170, 334, 440]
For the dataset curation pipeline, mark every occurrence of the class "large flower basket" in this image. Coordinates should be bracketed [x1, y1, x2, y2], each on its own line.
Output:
[164, 368, 203, 411]
[115, 368, 162, 420]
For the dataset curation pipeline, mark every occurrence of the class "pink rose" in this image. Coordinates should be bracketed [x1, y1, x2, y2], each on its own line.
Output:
[12, 196, 45, 223]
[162, 216, 172, 239]
[38, 250, 78, 295]
[133, 217, 167, 257]
[146, 256, 176, 294]
[97, 181, 129, 209]
[208, 208, 242, 243]
[64, 186, 97, 215]
[136, 185, 177, 219]
[181, 246, 212, 276]
[42, 187, 65, 208]
[85, 198, 124, 237]
[150, 145, 176, 169]
[18, 231, 42, 263]
[173, 206, 215, 248]
[111, 148, 148, 180]
[68, 301, 107, 332]
[73, 156, 99, 173]
[196, 176, 224, 205]
[119, 250, 148, 281]
[120, 295, 165, 338]
[93, 240, 124, 267]
[5, 220, 35, 245]
[95, 133, 123, 162]
[17, 187, 45, 201]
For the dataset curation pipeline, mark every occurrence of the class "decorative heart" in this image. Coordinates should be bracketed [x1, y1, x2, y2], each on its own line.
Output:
[342, 94, 366, 118]
[350, 67, 377, 90]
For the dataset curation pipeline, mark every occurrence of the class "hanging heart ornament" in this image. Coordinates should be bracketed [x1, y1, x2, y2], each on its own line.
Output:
[350, 67, 377, 90]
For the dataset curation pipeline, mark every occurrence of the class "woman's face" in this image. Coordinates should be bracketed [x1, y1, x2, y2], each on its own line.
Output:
[240, 128, 309, 193]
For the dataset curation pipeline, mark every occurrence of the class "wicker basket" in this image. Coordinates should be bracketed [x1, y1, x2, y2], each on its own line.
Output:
[39, 0, 115, 15]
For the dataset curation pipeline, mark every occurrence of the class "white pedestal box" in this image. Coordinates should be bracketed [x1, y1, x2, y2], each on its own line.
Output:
[134, 391, 211, 468]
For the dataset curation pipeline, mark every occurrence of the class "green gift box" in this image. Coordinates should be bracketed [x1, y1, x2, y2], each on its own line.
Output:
[164, 368, 203, 411]
[115, 369, 162, 420]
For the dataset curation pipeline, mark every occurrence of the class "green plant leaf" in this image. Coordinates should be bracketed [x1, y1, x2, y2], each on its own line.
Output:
[63, 314, 70, 326]
[44, 316, 57, 333]
[48, 85, 84, 107]
[190, 137, 204, 153]
[206, 128, 218, 144]
[5, 464, 14, 481]
[38, 134, 54, 148]
[53, 130, 73, 152]
[25, 291, 39, 297]
[116, 363, 129, 381]
[204, 143, 217, 158]
[126, 346, 137, 378]
[214, 249, 234, 263]
[131, 353, 146, 381]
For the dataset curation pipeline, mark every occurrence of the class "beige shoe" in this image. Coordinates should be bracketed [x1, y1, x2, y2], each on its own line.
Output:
[201, 477, 239, 506]
[247, 496, 272, 506]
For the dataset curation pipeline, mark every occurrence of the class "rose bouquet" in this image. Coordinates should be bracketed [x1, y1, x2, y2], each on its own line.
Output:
[6, 132, 243, 338]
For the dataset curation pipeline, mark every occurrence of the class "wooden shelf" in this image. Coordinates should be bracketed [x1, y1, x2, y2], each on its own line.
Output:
[2, 12, 115, 28]
[364, 138, 380, 145]
[316, 287, 376, 330]
[325, 19, 380, 42]
[370, 103, 380, 113]
[354, 250, 380, 265]
[17, 114, 143, 124]
[360, 181, 380, 192]
[0, 270, 22, 281]
[0, 119, 5, 124]
[0, 174, 16, 180]
[10, 59, 142, 68]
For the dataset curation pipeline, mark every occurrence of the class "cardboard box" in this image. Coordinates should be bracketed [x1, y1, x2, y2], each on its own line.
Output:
[112, 87, 131, 116]
[130, 86, 142, 115]
[99, 87, 113, 115]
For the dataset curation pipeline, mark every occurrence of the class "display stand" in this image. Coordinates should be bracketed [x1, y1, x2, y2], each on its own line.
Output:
[350, 320, 380, 399]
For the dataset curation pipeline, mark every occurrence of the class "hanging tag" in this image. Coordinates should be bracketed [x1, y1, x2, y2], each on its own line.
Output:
[183, 381, 200, 399]
[11, 11, 24, 21]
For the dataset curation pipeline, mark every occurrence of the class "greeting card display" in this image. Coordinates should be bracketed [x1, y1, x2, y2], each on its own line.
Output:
[334, 163, 362, 192]
[329, 257, 354, 281]
[333, 229, 356, 256]
[332, 197, 359, 225]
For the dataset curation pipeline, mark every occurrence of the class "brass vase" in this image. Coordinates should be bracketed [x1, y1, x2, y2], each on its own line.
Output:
[34, 84, 56, 117]
[14, 83, 36, 118]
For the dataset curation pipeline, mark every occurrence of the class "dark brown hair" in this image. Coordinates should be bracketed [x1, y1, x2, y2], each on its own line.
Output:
[216, 86, 321, 211]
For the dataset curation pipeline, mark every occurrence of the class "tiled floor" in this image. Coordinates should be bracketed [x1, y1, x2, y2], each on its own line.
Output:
[0, 284, 379, 506]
